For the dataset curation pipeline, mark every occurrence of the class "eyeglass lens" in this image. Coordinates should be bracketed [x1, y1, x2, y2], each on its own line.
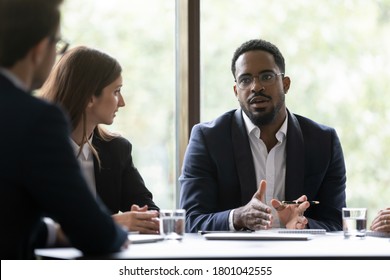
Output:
[237, 72, 282, 90]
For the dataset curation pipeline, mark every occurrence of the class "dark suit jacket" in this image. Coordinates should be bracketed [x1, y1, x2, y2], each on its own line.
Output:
[0, 73, 127, 259]
[92, 135, 159, 213]
[179, 109, 346, 232]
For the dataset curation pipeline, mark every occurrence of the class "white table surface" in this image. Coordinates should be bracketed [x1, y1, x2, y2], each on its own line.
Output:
[35, 231, 390, 259]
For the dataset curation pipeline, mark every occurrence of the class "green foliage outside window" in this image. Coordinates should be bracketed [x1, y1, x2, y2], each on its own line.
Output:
[61, 0, 390, 223]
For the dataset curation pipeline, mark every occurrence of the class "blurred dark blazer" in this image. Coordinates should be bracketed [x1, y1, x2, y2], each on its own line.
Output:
[0, 73, 127, 259]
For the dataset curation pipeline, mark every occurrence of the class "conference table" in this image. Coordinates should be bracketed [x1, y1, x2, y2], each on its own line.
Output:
[35, 231, 390, 259]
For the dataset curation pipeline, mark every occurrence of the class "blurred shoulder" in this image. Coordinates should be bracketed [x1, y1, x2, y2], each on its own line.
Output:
[3, 89, 69, 133]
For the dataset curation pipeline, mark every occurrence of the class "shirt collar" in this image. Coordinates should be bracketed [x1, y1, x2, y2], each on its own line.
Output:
[69, 134, 94, 161]
[242, 110, 288, 142]
[0, 67, 29, 92]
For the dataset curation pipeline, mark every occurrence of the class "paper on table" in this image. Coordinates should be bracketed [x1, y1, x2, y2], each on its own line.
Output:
[127, 234, 164, 244]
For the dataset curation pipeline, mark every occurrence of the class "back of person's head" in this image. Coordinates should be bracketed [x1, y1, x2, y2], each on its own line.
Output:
[231, 39, 285, 78]
[0, 0, 63, 67]
[40, 46, 122, 131]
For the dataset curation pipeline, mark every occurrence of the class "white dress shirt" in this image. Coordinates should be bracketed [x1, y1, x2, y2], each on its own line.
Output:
[229, 110, 288, 229]
[69, 137, 97, 197]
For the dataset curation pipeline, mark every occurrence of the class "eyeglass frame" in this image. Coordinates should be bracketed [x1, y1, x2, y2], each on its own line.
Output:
[55, 38, 70, 55]
[50, 36, 70, 55]
[235, 71, 285, 90]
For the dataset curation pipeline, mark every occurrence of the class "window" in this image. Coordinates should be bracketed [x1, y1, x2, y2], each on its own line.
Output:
[62, 0, 176, 208]
[61, 0, 390, 223]
[201, 0, 390, 222]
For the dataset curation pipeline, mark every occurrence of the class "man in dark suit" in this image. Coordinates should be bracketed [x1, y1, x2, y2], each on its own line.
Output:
[0, 0, 128, 259]
[179, 39, 346, 233]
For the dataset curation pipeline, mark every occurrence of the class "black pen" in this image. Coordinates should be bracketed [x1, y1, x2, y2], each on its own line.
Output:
[282, 201, 320, 205]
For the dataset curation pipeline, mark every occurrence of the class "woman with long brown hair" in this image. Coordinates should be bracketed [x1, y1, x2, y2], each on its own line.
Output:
[40, 46, 159, 234]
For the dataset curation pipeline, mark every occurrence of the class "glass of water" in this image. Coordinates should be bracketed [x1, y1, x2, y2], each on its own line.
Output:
[342, 208, 367, 239]
[159, 209, 186, 240]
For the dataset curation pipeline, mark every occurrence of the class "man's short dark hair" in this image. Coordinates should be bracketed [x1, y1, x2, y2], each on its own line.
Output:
[231, 39, 285, 78]
[0, 0, 63, 67]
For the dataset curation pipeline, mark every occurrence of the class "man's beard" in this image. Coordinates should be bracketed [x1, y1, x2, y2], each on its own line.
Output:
[240, 92, 285, 127]
[243, 106, 278, 126]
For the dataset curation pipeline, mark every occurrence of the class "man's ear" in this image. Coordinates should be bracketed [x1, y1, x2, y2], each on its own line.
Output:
[30, 37, 51, 66]
[233, 84, 238, 98]
[283, 76, 291, 94]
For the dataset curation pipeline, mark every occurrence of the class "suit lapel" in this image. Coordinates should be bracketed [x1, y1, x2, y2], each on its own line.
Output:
[92, 136, 104, 195]
[231, 109, 258, 204]
[285, 111, 305, 200]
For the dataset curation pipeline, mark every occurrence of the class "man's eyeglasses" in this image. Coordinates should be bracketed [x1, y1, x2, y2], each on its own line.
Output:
[236, 72, 284, 90]
[55, 38, 69, 55]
